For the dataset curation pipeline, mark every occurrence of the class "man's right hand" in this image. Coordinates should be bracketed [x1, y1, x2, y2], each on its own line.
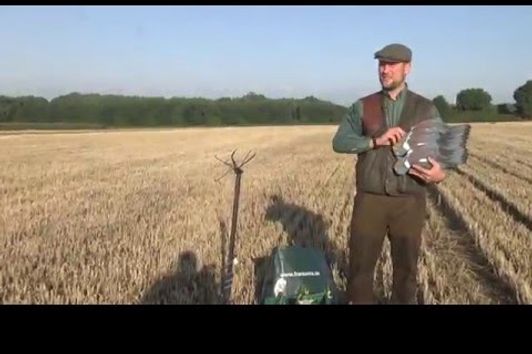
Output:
[375, 127, 406, 146]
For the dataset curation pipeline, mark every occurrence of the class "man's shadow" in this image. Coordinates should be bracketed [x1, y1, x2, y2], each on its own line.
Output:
[254, 195, 347, 303]
[140, 251, 220, 304]
[264, 195, 330, 250]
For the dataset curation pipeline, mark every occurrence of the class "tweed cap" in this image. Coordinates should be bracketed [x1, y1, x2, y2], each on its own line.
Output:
[374, 43, 412, 63]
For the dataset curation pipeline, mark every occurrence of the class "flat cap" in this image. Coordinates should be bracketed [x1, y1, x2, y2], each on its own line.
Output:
[374, 43, 412, 63]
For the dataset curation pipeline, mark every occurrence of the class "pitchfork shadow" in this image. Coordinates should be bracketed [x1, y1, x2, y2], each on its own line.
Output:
[140, 251, 220, 304]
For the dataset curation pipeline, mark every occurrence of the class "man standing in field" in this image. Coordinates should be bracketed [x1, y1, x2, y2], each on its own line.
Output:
[332, 43, 446, 304]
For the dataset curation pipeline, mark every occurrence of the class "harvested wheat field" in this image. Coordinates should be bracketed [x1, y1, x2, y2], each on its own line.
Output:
[1, 122, 531, 304]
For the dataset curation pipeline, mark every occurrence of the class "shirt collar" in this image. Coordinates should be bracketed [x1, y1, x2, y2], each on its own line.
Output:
[382, 83, 408, 102]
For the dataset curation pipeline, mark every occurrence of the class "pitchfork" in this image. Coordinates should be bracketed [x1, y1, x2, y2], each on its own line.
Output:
[215, 149, 256, 304]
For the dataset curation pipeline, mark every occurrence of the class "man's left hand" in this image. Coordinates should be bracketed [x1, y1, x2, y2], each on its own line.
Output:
[408, 157, 446, 184]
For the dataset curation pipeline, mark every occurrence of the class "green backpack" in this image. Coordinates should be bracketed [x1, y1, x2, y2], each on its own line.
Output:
[260, 246, 337, 305]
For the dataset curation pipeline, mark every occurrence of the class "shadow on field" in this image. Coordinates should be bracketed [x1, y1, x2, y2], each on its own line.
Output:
[252, 194, 347, 304]
[140, 251, 220, 304]
[265, 195, 330, 251]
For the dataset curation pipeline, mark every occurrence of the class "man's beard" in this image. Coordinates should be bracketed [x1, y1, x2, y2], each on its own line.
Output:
[380, 77, 404, 91]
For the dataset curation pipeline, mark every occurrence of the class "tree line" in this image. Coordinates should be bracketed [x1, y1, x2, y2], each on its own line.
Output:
[433, 80, 532, 123]
[0, 92, 346, 128]
[0, 80, 530, 128]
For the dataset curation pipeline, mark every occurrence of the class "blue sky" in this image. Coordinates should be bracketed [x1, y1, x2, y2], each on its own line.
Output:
[0, 5, 531, 106]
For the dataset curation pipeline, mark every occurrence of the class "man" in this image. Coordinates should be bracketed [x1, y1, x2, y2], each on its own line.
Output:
[332, 43, 446, 304]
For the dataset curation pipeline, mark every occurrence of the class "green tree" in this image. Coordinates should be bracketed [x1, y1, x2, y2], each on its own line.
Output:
[0, 97, 24, 122]
[513, 80, 532, 119]
[456, 88, 492, 111]
[242, 92, 266, 101]
[432, 95, 451, 120]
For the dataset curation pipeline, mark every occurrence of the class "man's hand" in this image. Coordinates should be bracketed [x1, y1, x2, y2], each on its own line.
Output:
[375, 127, 406, 146]
[408, 157, 446, 184]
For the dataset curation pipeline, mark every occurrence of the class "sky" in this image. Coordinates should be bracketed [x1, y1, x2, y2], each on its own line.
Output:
[0, 5, 531, 106]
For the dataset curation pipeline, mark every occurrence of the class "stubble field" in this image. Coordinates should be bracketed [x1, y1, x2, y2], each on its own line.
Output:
[1, 122, 531, 304]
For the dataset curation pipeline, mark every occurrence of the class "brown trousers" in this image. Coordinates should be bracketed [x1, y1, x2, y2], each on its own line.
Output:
[347, 192, 427, 304]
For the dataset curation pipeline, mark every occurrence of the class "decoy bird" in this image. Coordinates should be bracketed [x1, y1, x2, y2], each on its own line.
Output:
[393, 118, 471, 175]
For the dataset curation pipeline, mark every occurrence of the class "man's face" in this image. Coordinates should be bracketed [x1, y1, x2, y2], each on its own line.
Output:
[378, 60, 411, 91]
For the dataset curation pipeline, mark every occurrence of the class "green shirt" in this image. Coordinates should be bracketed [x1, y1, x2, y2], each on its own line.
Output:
[332, 86, 442, 154]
